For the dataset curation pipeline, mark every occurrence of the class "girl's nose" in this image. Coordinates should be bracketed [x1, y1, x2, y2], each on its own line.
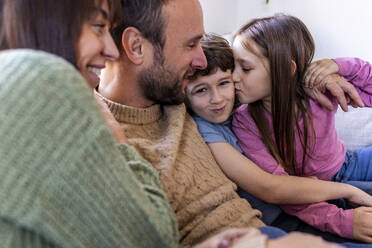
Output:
[232, 69, 240, 82]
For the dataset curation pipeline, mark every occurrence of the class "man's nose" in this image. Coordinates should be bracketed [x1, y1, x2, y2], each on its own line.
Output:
[191, 45, 207, 69]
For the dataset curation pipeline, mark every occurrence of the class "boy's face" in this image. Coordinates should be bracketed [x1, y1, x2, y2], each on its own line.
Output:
[186, 68, 235, 124]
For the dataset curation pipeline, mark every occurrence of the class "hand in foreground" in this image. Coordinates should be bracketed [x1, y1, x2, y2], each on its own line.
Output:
[264, 232, 341, 248]
[304, 59, 339, 88]
[353, 207, 372, 243]
[304, 73, 363, 112]
[94, 93, 128, 144]
[193, 228, 262, 248]
[346, 185, 372, 208]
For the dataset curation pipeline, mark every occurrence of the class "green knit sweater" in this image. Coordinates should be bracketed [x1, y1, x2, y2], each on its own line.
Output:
[0, 49, 180, 248]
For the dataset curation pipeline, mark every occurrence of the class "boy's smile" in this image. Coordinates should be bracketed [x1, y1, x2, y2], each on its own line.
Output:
[186, 69, 235, 124]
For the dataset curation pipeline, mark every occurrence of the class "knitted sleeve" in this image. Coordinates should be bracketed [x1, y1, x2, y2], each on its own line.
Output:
[0, 50, 180, 248]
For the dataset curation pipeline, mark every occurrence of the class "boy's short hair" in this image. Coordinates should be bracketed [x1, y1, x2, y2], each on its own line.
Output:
[190, 33, 234, 80]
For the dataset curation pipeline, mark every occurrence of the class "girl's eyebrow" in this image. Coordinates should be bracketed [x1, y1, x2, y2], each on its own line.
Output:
[237, 58, 245, 63]
[237, 58, 252, 66]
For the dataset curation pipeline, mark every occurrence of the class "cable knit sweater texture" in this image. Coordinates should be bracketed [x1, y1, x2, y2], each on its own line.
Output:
[0, 49, 180, 248]
[97, 94, 264, 246]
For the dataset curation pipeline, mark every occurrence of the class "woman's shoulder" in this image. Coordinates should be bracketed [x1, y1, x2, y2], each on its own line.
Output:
[0, 49, 85, 92]
[0, 49, 77, 74]
[0, 49, 102, 119]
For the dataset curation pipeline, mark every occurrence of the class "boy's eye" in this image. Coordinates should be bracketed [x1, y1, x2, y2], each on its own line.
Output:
[219, 80, 231, 86]
[195, 88, 207, 94]
[242, 68, 252, 73]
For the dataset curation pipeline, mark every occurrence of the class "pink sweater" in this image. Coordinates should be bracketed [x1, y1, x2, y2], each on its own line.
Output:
[232, 57, 372, 239]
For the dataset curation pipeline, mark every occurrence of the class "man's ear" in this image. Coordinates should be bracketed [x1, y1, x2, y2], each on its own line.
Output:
[291, 60, 297, 76]
[121, 27, 146, 65]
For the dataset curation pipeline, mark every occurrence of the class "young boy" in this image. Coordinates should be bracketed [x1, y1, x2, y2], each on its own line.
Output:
[184, 33, 372, 227]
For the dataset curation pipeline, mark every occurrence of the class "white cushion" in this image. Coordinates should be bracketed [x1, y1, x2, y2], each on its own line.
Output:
[335, 106, 372, 151]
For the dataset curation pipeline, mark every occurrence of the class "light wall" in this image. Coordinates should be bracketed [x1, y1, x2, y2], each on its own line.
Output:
[199, 0, 372, 61]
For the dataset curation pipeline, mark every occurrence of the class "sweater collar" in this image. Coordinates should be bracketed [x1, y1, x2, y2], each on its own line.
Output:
[94, 90, 162, 124]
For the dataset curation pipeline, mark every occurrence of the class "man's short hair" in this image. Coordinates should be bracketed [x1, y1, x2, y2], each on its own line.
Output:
[190, 33, 234, 81]
[111, 0, 170, 53]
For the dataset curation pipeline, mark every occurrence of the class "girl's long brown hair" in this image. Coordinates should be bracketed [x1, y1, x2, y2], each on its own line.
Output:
[235, 14, 315, 175]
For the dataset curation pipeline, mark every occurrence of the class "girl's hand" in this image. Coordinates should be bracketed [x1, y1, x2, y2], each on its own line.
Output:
[265, 232, 341, 248]
[304, 59, 339, 88]
[353, 207, 372, 243]
[193, 228, 262, 248]
[346, 185, 372, 208]
[304, 73, 363, 111]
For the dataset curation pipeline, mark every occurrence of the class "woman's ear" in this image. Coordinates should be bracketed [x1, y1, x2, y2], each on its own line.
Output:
[121, 27, 146, 65]
[290, 60, 297, 76]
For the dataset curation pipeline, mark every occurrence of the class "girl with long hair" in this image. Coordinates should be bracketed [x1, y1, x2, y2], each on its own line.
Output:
[232, 14, 372, 243]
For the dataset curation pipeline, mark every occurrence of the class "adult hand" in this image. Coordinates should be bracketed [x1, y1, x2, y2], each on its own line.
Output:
[94, 93, 129, 144]
[265, 232, 341, 248]
[193, 228, 262, 248]
[304, 74, 364, 112]
[304, 59, 339, 88]
[353, 207, 372, 243]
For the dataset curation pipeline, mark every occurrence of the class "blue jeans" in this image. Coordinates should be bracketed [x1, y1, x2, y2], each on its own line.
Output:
[332, 146, 372, 194]
[259, 226, 372, 247]
[259, 226, 287, 239]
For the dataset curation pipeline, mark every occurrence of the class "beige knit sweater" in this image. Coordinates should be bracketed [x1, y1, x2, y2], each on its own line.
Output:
[97, 93, 264, 246]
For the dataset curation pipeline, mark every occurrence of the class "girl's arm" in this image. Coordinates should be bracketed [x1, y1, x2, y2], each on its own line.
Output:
[208, 141, 372, 205]
[230, 105, 372, 241]
[305, 58, 372, 107]
[216, 135, 372, 242]
[335, 57, 372, 106]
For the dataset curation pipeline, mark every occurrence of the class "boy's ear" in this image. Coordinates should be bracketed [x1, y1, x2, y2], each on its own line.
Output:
[121, 27, 146, 65]
[290, 60, 297, 76]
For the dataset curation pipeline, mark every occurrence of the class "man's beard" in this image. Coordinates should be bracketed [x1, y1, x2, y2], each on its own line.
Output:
[138, 61, 186, 105]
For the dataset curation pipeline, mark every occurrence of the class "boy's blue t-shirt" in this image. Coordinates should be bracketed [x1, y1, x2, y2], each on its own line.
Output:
[193, 115, 243, 153]
[193, 114, 282, 225]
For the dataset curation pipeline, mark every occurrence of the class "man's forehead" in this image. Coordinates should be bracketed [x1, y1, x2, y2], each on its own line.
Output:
[162, 0, 204, 40]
